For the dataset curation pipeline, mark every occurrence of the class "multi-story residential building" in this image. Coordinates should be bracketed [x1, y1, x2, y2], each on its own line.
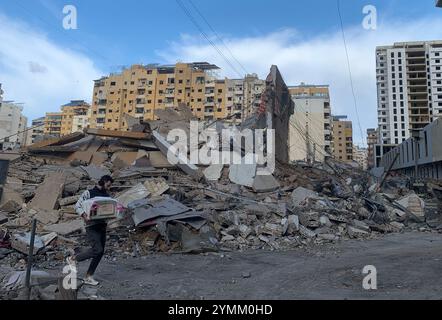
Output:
[240, 74, 266, 121]
[366, 128, 378, 169]
[60, 100, 91, 136]
[353, 145, 368, 170]
[376, 41, 442, 146]
[0, 101, 28, 150]
[71, 108, 91, 134]
[25, 117, 45, 146]
[332, 115, 353, 162]
[287, 84, 333, 163]
[89, 63, 266, 130]
[44, 112, 62, 137]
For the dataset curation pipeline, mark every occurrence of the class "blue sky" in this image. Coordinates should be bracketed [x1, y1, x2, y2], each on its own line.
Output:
[0, 0, 441, 144]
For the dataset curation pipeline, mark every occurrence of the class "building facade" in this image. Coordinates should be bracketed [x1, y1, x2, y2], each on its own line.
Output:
[366, 128, 378, 169]
[60, 100, 91, 136]
[26, 117, 45, 146]
[71, 108, 91, 134]
[0, 101, 28, 150]
[353, 145, 368, 170]
[332, 115, 353, 162]
[44, 112, 62, 137]
[89, 63, 265, 131]
[240, 74, 266, 121]
[376, 41, 442, 145]
[380, 118, 442, 180]
[288, 84, 333, 163]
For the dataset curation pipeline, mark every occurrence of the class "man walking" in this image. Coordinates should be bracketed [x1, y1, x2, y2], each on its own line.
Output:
[66, 175, 114, 286]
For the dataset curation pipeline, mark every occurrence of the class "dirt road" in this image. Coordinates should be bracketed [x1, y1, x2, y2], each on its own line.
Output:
[75, 231, 442, 300]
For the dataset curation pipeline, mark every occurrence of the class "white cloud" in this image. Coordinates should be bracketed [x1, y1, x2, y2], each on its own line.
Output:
[157, 17, 442, 145]
[0, 13, 102, 123]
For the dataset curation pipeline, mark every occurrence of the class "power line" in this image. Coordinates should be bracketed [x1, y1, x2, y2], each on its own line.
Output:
[0, 123, 45, 143]
[187, 0, 249, 75]
[175, 0, 244, 78]
[336, 0, 366, 147]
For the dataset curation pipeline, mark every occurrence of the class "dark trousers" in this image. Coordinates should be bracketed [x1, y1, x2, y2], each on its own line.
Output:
[75, 223, 107, 276]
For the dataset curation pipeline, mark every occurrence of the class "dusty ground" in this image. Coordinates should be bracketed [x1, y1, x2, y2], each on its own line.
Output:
[74, 231, 442, 300]
[3, 231, 442, 300]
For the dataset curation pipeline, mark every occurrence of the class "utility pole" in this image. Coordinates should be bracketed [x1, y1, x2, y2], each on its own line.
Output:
[313, 143, 316, 164]
[306, 124, 312, 165]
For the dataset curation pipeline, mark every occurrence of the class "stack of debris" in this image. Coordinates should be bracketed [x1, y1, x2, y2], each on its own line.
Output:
[0, 103, 441, 299]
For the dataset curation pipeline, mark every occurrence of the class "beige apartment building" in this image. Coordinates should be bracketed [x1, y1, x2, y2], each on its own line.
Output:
[43, 112, 62, 137]
[60, 100, 91, 136]
[332, 115, 353, 162]
[90, 63, 265, 130]
[288, 84, 333, 163]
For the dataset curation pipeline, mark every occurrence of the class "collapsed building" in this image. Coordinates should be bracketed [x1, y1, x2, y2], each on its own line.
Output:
[0, 66, 441, 300]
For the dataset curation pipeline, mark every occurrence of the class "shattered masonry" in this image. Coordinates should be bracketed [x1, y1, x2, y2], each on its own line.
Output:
[0, 66, 441, 300]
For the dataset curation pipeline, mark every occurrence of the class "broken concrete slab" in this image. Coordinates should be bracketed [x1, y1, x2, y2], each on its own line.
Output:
[86, 128, 151, 140]
[252, 174, 280, 193]
[41, 232, 58, 247]
[291, 187, 319, 207]
[181, 225, 218, 254]
[146, 151, 174, 168]
[0, 199, 21, 213]
[44, 219, 84, 236]
[286, 215, 300, 234]
[91, 152, 108, 166]
[0, 186, 24, 211]
[143, 178, 169, 197]
[152, 131, 203, 181]
[116, 183, 150, 208]
[352, 220, 370, 232]
[35, 210, 60, 225]
[397, 194, 425, 217]
[299, 212, 320, 228]
[59, 195, 80, 207]
[11, 232, 45, 255]
[27, 132, 84, 151]
[28, 172, 66, 211]
[111, 152, 138, 170]
[347, 226, 369, 238]
[229, 163, 257, 188]
[80, 165, 111, 181]
[299, 225, 316, 238]
[203, 164, 224, 181]
[0, 212, 8, 225]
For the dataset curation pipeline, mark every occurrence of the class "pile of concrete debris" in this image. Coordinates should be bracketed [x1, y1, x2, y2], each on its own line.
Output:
[0, 106, 441, 299]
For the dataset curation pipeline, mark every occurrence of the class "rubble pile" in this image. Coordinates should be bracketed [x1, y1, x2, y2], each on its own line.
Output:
[0, 106, 441, 299]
